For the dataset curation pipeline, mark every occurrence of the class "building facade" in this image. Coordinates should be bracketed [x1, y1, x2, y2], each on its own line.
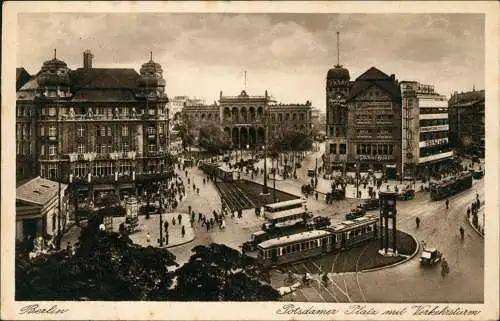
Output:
[325, 64, 351, 172]
[401, 81, 452, 179]
[16, 177, 69, 241]
[181, 90, 313, 149]
[448, 89, 485, 157]
[346, 67, 402, 178]
[16, 50, 171, 206]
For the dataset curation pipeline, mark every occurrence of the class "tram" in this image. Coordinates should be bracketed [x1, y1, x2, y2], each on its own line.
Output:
[256, 214, 378, 267]
[430, 172, 473, 201]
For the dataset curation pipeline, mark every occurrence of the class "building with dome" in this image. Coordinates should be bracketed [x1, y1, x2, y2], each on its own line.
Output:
[324, 32, 352, 173]
[16, 50, 171, 206]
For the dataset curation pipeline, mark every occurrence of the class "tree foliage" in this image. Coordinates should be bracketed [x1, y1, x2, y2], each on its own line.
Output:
[173, 115, 196, 150]
[171, 244, 280, 301]
[198, 123, 230, 154]
[16, 219, 178, 301]
[270, 129, 313, 153]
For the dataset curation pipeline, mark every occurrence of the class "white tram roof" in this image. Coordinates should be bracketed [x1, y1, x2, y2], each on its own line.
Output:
[328, 216, 378, 232]
[264, 199, 305, 209]
[264, 207, 307, 220]
[257, 230, 331, 249]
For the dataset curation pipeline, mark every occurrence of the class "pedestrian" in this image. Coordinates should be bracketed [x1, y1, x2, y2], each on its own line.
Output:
[416, 216, 420, 228]
[165, 232, 169, 245]
[188, 205, 192, 215]
[172, 217, 176, 226]
[193, 184, 196, 190]
[445, 199, 449, 209]
[178, 213, 182, 224]
[459, 226, 464, 240]
[197, 188, 200, 195]
[206, 221, 210, 232]
[146, 232, 151, 244]
[467, 207, 471, 218]
[181, 225, 186, 238]
[191, 211, 195, 222]
[187, 178, 190, 185]
[315, 192, 318, 200]
[232, 210, 236, 219]
[66, 242, 72, 254]
[203, 178, 206, 184]
[164, 220, 169, 231]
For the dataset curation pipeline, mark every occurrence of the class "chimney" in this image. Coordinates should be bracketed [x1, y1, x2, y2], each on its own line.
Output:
[83, 50, 94, 69]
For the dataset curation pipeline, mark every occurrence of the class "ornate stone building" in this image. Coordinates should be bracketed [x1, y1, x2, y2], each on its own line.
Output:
[181, 90, 313, 148]
[16, 50, 171, 204]
[346, 67, 402, 178]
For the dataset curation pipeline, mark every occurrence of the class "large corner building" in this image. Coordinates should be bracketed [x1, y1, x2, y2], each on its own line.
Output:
[16, 50, 171, 205]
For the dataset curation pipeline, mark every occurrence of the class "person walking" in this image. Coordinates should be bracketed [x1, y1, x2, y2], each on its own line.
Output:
[164, 220, 169, 232]
[315, 192, 318, 201]
[172, 217, 176, 226]
[445, 199, 450, 210]
[165, 232, 169, 245]
[178, 213, 182, 224]
[181, 225, 186, 238]
[459, 226, 465, 240]
[416, 216, 420, 229]
[146, 232, 151, 244]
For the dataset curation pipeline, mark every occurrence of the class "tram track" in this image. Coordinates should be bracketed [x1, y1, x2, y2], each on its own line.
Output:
[354, 244, 369, 302]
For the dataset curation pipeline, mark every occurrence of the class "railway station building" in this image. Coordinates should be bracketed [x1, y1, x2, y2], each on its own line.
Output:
[181, 90, 313, 149]
[16, 50, 172, 206]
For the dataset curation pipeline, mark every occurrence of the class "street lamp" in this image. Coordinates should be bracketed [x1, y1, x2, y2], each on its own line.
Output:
[354, 161, 359, 198]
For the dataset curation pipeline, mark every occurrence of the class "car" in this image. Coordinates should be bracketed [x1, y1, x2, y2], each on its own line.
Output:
[396, 189, 415, 201]
[420, 248, 442, 266]
[307, 169, 315, 177]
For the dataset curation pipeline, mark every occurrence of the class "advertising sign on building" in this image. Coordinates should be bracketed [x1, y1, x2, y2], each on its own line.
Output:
[358, 155, 395, 162]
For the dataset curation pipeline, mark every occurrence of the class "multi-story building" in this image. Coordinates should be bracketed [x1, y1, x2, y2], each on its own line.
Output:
[448, 89, 485, 157]
[16, 50, 171, 205]
[401, 81, 452, 179]
[324, 62, 350, 173]
[181, 90, 312, 148]
[168, 95, 206, 125]
[346, 67, 402, 178]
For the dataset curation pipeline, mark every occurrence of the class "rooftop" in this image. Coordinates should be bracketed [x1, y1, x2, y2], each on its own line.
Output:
[16, 176, 67, 206]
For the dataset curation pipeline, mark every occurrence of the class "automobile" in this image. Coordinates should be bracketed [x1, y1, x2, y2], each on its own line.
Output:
[396, 189, 415, 201]
[472, 170, 484, 179]
[345, 209, 365, 220]
[420, 248, 442, 266]
[307, 216, 331, 229]
[307, 169, 315, 177]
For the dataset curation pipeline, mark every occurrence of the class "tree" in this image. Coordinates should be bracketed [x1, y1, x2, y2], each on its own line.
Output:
[173, 115, 195, 151]
[171, 244, 280, 301]
[16, 218, 178, 301]
[198, 123, 230, 154]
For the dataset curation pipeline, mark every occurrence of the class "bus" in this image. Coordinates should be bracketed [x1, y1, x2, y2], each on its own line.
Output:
[263, 207, 312, 231]
[264, 199, 306, 214]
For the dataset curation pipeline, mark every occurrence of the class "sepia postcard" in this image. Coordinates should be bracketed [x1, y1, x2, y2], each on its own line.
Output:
[1, 1, 499, 320]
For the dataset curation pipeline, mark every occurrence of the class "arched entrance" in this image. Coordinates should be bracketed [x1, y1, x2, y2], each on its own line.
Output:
[240, 127, 249, 147]
[231, 108, 239, 123]
[240, 107, 248, 123]
[232, 127, 239, 147]
[223, 108, 230, 122]
[249, 127, 257, 147]
[257, 127, 265, 145]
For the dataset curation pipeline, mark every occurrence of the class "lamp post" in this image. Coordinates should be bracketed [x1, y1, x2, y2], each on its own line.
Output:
[272, 155, 277, 202]
[263, 110, 269, 195]
[354, 161, 359, 198]
[158, 193, 164, 247]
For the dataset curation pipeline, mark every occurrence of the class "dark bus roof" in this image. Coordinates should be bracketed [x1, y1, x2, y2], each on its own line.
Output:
[257, 230, 331, 249]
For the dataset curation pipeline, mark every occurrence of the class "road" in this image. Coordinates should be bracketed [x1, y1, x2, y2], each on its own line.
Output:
[171, 150, 484, 303]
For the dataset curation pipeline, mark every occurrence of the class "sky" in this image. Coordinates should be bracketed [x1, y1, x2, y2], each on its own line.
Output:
[17, 13, 484, 111]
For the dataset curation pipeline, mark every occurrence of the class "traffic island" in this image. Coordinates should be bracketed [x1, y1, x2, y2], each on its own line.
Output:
[277, 230, 418, 275]
[112, 213, 195, 248]
[233, 179, 300, 207]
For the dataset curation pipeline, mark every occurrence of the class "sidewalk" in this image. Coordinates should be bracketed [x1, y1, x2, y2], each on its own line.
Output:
[467, 203, 485, 237]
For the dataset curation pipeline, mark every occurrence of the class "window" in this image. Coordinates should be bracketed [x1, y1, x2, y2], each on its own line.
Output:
[121, 107, 129, 116]
[48, 107, 56, 116]
[40, 144, 45, 155]
[147, 127, 156, 135]
[75, 163, 86, 178]
[122, 126, 128, 137]
[77, 144, 85, 154]
[100, 127, 106, 136]
[148, 144, 156, 153]
[107, 127, 112, 136]
[40, 126, 45, 136]
[158, 125, 163, 134]
[77, 125, 85, 137]
[48, 125, 57, 137]
[48, 145, 56, 155]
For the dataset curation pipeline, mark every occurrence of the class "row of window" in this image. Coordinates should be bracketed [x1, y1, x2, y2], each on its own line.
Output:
[16, 142, 32, 155]
[40, 106, 165, 117]
[356, 129, 392, 138]
[420, 119, 449, 127]
[39, 125, 164, 138]
[419, 107, 448, 114]
[420, 146, 451, 157]
[356, 144, 394, 156]
[329, 143, 347, 154]
[419, 131, 448, 141]
[328, 126, 346, 138]
[16, 124, 32, 139]
[39, 143, 164, 155]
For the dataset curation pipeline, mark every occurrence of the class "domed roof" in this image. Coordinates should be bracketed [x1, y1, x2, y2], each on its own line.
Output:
[137, 53, 165, 88]
[327, 65, 350, 80]
[41, 58, 68, 70]
[38, 51, 70, 87]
